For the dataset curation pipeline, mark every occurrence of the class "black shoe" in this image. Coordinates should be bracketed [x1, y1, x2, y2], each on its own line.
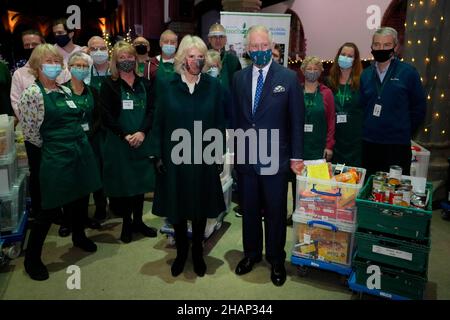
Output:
[287, 215, 293, 226]
[73, 237, 97, 252]
[132, 222, 157, 238]
[271, 264, 286, 287]
[24, 259, 49, 281]
[234, 206, 243, 217]
[86, 218, 101, 230]
[58, 225, 71, 237]
[171, 255, 187, 277]
[235, 257, 261, 275]
[120, 228, 132, 243]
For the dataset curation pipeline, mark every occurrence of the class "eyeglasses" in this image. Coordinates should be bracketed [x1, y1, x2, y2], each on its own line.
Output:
[90, 47, 107, 51]
[70, 64, 89, 69]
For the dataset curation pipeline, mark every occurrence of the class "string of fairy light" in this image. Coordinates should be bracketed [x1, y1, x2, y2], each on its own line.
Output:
[404, 0, 447, 136]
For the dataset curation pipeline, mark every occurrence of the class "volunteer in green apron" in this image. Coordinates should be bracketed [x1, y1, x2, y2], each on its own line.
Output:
[149, 35, 226, 278]
[327, 43, 363, 167]
[207, 23, 242, 93]
[133, 36, 151, 76]
[19, 44, 101, 281]
[66, 51, 106, 229]
[144, 29, 178, 83]
[99, 41, 156, 243]
[287, 56, 336, 225]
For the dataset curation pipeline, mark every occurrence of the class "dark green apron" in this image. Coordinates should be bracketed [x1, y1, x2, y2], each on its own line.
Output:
[138, 62, 146, 76]
[90, 66, 109, 92]
[332, 84, 363, 166]
[303, 88, 327, 160]
[37, 81, 101, 209]
[67, 81, 104, 172]
[156, 61, 174, 81]
[102, 81, 155, 197]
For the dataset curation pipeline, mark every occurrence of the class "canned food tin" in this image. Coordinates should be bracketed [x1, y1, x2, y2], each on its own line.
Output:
[399, 184, 413, 205]
[389, 165, 403, 180]
[373, 189, 385, 202]
[390, 189, 403, 205]
[385, 183, 397, 202]
[411, 192, 427, 209]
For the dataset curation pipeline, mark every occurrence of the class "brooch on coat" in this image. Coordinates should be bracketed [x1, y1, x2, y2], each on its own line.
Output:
[273, 85, 286, 93]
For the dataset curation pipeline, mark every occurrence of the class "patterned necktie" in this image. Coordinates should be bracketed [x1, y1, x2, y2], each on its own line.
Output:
[253, 69, 264, 115]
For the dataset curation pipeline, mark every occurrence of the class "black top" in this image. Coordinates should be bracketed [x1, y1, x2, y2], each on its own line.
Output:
[99, 75, 154, 139]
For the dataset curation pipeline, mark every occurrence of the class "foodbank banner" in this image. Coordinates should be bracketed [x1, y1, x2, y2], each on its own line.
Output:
[220, 11, 291, 68]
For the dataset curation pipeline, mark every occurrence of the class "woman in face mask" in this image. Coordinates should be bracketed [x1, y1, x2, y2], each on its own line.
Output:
[99, 41, 157, 244]
[65, 51, 104, 229]
[132, 37, 151, 76]
[18, 44, 102, 281]
[301, 56, 336, 162]
[327, 43, 363, 167]
[149, 35, 226, 278]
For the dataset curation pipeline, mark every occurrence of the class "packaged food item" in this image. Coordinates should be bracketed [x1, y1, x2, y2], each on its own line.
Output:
[389, 165, 402, 180]
[390, 189, 403, 205]
[372, 188, 385, 202]
[0, 129, 6, 155]
[372, 173, 386, 191]
[399, 180, 413, 206]
[334, 170, 358, 183]
[411, 192, 427, 209]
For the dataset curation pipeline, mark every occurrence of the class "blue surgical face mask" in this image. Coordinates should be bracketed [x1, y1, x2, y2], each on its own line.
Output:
[338, 55, 354, 69]
[90, 50, 109, 65]
[162, 44, 176, 56]
[248, 49, 272, 66]
[41, 64, 62, 80]
[71, 67, 90, 81]
[207, 67, 219, 78]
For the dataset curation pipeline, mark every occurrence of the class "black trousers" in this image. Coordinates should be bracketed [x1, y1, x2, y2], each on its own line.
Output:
[362, 140, 412, 179]
[24, 141, 41, 219]
[111, 194, 144, 219]
[237, 171, 288, 265]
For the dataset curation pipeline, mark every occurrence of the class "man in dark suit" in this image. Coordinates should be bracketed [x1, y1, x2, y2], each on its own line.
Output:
[231, 25, 304, 286]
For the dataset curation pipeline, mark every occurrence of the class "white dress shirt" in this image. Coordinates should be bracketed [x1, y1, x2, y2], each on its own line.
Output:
[251, 59, 272, 108]
[181, 73, 201, 94]
[375, 59, 392, 82]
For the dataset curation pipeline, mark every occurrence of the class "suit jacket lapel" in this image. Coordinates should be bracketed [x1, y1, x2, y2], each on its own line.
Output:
[244, 67, 253, 122]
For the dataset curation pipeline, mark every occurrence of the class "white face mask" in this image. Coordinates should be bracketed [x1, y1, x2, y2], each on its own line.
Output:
[90, 50, 109, 64]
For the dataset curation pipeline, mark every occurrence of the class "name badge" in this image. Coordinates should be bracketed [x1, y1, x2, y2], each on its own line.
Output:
[81, 123, 89, 132]
[122, 100, 134, 110]
[373, 104, 382, 117]
[66, 101, 77, 109]
[337, 113, 347, 124]
[304, 124, 313, 133]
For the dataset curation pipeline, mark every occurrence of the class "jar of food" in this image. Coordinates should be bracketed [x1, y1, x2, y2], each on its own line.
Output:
[411, 192, 427, 209]
[385, 183, 397, 202]
[372, 174, 386, 191]
[0, 129, 7, 156]
[389, 165, 403, 180]
[399, 182, 413, 205]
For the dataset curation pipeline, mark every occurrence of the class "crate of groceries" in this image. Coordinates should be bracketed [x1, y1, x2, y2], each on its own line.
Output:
[352, 255, 427, 300]
[355, 227, 430, 273]
[0, 115, 15, 161]
[356, 165, 432, 241]
[0, 173, 27, 233]
[292, 213, 355, 266]
[295, 162, 366, 227]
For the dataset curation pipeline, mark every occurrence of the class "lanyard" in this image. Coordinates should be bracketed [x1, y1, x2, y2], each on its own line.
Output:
[92, 65, 110, 77]
[337, 83, 350, 108]
[374, 61, 397, 99]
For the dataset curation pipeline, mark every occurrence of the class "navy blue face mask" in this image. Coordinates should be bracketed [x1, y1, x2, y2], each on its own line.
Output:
[249, 49, 272, 66]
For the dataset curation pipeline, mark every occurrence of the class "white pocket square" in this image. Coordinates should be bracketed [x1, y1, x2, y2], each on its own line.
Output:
[273, 85, 286, 93]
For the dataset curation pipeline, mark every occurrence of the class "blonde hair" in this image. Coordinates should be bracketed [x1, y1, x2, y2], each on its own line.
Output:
[205, 49, 222, 71]
[173, 35, 208, 75]
[110, 41, 139, 80]
[28, 44, 64, 78]
[301, 56, 324, 72]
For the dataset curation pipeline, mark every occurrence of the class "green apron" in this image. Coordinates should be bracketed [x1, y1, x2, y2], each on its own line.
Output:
[138, 62, 146, 76]
[332, 84, 363, 166]
[90, 66, 109, 92]
[102, 81, 155, 197]
[156, 61, 174, 81]
[303, 87, 327, 160]
[67, 81, 104, 172]
[37, 81, 101, 209]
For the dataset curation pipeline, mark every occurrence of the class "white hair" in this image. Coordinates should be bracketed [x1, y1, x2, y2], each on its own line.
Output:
[245, 25, 273, 47]
[68, 51, 90, 66]
[373, 27, 398, 45]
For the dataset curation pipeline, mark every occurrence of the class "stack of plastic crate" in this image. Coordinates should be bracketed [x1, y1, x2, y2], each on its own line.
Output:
[0, 116, 27, 235]
[291, 165, 366, 277]
[350, 175, 433, 300]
